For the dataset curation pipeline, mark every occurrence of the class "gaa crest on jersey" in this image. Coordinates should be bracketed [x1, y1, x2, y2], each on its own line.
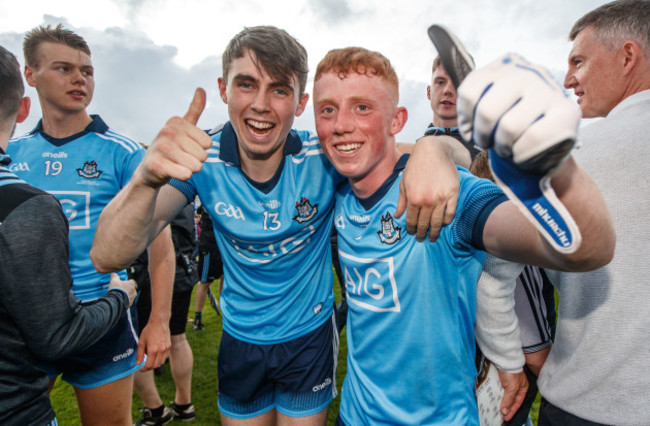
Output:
[77, 160, 102, 179]
[377, 212, 401, 244]
[293, 197, 318, 223]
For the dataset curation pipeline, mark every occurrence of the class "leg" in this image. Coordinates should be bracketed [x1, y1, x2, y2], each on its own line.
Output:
[75, 375, 134, 426]
[169, 333, 194, 405]
[221, 409, 277, 426]
[194, 281, 210, 314]
[277, 407, 328, 426]
[133, 369, 163, 408]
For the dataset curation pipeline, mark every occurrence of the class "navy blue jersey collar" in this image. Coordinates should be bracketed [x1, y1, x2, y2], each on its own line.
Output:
[358, 154, 409, 210]
[218, 121, 303, 194]
[424, 123, 459, 136]
[218, 121, 303, 165]
[30, 114, 108, 146]
[0, 146, 10, 166]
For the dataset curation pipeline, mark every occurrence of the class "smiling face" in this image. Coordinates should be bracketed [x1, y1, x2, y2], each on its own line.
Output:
[564, 26, 626, 118]
[218, 49, 308, 169]
[427, 64, 457, 127]
[314, 71, 406, 197]
[24, 41, 94, 116]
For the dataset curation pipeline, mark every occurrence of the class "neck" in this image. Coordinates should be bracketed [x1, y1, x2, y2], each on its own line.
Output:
[39, 106, 92, 139]
[349, 147, 400, 199]
[239, 147, 284, 183]
[432, 117, 457, 129]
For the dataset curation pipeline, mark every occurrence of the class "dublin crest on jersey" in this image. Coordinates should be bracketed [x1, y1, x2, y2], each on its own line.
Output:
[377, 212, 401, 244]
[77, 160, 102, 179]
[293, 197, 318, 223]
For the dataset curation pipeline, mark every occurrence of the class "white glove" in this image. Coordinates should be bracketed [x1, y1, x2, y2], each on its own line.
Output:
[457, 54, 583, 254]
[458, 54, 581, 174]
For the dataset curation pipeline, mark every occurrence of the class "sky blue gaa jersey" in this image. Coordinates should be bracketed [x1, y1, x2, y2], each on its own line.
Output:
[7, 116, 143, 301]
[335, 155, 506, 425]
[170, 122, 343, 344]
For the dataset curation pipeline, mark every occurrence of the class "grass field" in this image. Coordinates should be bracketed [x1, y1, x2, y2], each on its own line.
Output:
[50, 279, 541, 425]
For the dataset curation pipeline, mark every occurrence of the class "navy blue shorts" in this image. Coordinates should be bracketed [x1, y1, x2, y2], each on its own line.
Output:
[45, 303, 142, 389]
[198, 249, 223, 283]
[217, 313, 338, 419]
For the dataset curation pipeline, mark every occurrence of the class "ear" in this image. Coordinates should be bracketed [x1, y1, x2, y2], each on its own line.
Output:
[16, 97, 31, 123]
[218, 77, 228, 104]
[294, 92, 310, 117]
[621, 40, 640, 76]
[426, 85, 431, 100]
[24, 66, 37, 87]
[390, 106, 408, 136]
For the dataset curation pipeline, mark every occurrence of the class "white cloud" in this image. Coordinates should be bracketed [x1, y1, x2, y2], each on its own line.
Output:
[2, 0, 608, 143]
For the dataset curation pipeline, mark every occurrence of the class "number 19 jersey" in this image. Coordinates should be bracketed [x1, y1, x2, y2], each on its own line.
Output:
[7, 116, 143, 301]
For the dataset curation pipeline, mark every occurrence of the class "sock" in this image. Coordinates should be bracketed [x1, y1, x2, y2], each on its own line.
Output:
[195, 312, 202, 321]
[148, 405, 165, 417]
[174, 402, 192, 411]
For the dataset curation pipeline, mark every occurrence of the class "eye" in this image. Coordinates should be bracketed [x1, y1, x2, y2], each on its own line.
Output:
[274, 88, 288, 96]
[82, 69, 94, 77]
[57, 66, 69, 73]
[357, 104, 369, 112]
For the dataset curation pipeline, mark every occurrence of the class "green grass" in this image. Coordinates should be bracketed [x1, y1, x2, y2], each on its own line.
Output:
[49, 277, 546, 425]
[50, 280, 347, 425]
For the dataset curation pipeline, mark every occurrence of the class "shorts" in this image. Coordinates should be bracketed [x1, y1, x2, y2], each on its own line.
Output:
[218, 313, 338, 419]
[137, 284, 193, 336]
[45, 303, 142, 389]
[198, 249, 223, 283]
[514, 266, 556, 353]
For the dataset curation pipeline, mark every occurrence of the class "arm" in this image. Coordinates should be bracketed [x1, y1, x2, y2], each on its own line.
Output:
[394, 135, 466, 242]
[475, 254, 528, 421]
[91, 88, 213, 272]
[458, 54, 615, 269]
[483, 156, 614, 271]
[0, 194, 134, 359]
[137, 225, 175, 370]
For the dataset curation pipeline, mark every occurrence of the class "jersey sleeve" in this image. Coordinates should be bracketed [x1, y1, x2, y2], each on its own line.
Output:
[0, 192, 129, 360]
[451, 169, 508, 250]
[120, 146, 145, 188]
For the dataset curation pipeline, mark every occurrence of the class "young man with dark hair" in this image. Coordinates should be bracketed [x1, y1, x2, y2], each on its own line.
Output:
[0, 44, 136, 426]
[7, 25, 174, 426]
[91, 25, 464, 425]
[311, 46, 614, 425]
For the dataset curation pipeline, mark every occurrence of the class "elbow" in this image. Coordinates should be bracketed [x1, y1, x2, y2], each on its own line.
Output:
[90, 245, 127, 273]
[560, 230, 616, 272]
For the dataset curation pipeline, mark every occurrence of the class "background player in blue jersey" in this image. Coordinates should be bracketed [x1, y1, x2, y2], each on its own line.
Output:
[311, 47, 614, 425]
[91, 26, 467, 426]
[0, 45, 138, 426]
[6, 25, 174, 426]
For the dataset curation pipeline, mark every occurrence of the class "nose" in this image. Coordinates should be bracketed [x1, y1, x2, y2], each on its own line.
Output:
[71, 68, 87, 85]
[443, 81, 455, 96]
[251, 90, 271, 113]
[333, 108, 354, 135]
[563, 70, 575, 90]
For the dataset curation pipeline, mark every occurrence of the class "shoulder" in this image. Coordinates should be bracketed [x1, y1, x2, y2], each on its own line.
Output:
[0, 179, 64, 225]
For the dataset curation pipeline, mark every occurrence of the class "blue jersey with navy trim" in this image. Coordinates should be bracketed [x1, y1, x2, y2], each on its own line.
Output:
[7, 115, 143, 301]
[335, 156, 506, 425]
[170, 122, 343, 344]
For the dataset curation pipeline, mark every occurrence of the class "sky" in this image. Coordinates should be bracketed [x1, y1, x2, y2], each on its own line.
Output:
[1, 0, 608, 144]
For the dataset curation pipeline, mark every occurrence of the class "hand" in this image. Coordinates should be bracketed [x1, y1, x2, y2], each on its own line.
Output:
[137, 88, 214, 188]
[497, 369, 529, 421]
[457, 54, 581, 174]
[395, 137, 461, 242]
[107, 272, 137, 306]
[137, 317, 171, 371]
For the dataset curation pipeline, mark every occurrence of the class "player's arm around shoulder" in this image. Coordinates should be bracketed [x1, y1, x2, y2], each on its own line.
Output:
[482, 155, 615, 272]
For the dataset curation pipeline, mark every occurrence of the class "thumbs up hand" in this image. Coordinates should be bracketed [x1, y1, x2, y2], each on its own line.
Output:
[138, 88, 214, 188]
